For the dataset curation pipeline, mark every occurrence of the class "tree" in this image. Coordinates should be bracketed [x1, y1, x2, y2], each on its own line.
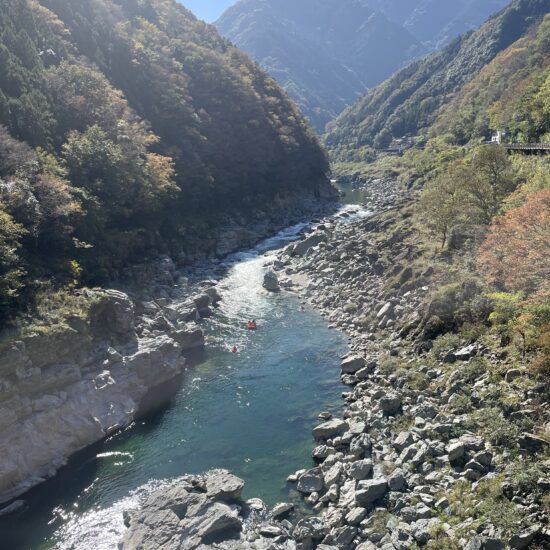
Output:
[464, 145, 516, 224]
[0, 206, 25, 321]
[419, 164, 467, 249]
[478, 189, 550, 293]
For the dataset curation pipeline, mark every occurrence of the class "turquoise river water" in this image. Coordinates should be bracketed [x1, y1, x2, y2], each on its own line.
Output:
[0, 200, 372, 550]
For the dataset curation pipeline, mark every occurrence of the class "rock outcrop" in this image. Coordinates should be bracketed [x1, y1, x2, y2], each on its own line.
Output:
[120, 470, 297, 550]
[0, 289, 205, 504]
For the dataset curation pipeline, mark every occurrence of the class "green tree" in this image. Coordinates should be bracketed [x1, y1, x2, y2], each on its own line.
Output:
[0, 206, 25, 321]
[420, 165, 466, 249]
[464, 145, 516, 224]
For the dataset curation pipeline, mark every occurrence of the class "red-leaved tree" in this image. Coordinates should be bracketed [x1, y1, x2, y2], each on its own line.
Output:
[478, 189, 550, 293]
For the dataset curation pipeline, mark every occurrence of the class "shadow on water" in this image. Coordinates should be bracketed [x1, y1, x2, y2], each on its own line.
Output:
[0, 213, 352, 550]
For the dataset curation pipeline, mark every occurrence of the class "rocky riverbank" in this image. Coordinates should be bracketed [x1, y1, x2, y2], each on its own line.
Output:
[0, 287, 205, 507]
[0, 191, 338, 511]
[118, 177, 549, 549]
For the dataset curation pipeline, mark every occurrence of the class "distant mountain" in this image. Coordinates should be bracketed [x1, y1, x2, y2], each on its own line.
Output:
[325, 0, 548, 159]
[216, 0, 424, 130]
[216, 0, 513, 131]
[364, 0, 511, 49]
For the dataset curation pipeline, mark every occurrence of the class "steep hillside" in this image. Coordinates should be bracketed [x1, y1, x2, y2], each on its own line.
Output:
[0, 0, 330, 323]
[433, 13, 550, 144]
[325, 0, 548, 161]
[365, 0, 511, 49]
[216, 0, 424, 131]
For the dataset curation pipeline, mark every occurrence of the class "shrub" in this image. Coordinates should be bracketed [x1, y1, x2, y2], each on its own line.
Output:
[473, 407, 523, 448]
[508, 459, 545, 495]
[432, 333, 462, 360]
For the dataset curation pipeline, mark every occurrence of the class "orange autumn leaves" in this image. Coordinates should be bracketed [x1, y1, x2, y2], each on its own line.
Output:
[478, 189, 550, 294]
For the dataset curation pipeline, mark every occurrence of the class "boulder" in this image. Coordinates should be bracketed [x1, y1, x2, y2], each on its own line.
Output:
[393, 431, 415, 452]
[205, 470, 245, 501]
[376, 302, 393, 319]
[379, 394, 401, 415]
[89, 290, 136, 341]
[388, 469, 406, 492]
[349, 459, 373, 480]
[263, 271, 280, 292]
[341, 355, 366, 374]
[509, 525, 541, 549]
[313, 419, 348, 441]
[121, 479, 244, 550]
[350, 434, 373, 458]
[447, 442, 465, 462]
[355, 478, 388, 506]
[312, 444, 335, 460]
[183, 501, 241, 543]
[293, 233, 326, 257]
[454, 344, 477, 361]
[204, 286, 222, 305]
[345, 507, 368, 526]
[518, 433, 549, 452]
[259, 524, 283, 537]
[297, 468, 324, 494]
[171, 326, 205, 350]
[193, 294, 211, 310]
[272, 502, 294, 519]
[292, 517, 326, 541]
[505, 368, 522, 383]
[467, 538, 506, 550]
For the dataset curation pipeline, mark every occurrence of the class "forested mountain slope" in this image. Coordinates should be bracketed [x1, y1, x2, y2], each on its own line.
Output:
[216, 0, 424, 131]
[325, 0, 548, 161]
[0, 0, 329, 322]
[365, 0, 511, 49]
[432, 13, 550, 144]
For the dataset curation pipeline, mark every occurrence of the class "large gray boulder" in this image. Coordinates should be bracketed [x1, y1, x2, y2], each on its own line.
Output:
[349, 459, 373, 480]
[379, 394, 402, 415]
[355, 478, 388, 507]
[292, 233, 326, 257]
[263, 270, 280, 292]
[171, 325, 205, 351]
[313, 419, 349, 441]
[341, 355, 366, 375]
[89, 290, 136, 341]
[205, 470, 245, 501]
[121, 474, 245, 550]
[297, 468, 324, 494]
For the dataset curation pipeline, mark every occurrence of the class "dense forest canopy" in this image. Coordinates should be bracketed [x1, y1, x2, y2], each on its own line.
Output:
[0, 0, 329, 323]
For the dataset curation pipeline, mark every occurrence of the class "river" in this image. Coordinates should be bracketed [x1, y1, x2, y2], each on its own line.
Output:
[0, 187, 370, 550]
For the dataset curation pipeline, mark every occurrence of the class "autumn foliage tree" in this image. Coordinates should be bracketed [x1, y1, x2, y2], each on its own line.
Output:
[478, 189, 550, 293]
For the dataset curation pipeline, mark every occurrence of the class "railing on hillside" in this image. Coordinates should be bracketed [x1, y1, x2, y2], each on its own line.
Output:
[502, 143, 550, 153]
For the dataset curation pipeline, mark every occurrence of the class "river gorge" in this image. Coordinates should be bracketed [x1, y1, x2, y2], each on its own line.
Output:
[0, 187, 372, 550]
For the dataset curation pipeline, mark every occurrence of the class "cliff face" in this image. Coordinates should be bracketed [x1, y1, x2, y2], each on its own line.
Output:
[0, 289, 205, 504]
